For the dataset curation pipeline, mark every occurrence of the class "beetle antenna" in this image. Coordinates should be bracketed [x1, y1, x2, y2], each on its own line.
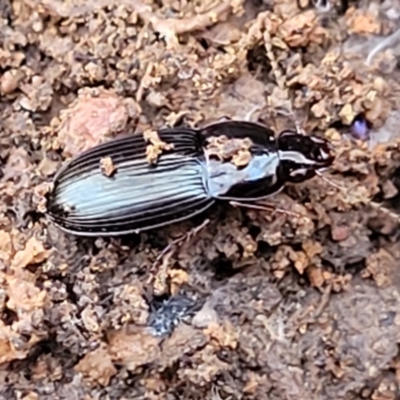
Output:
[315, 170, 343, 191]
[366, 26, 400, 67]
[368, 201, 400, 223]
[314, 172, 400, 223]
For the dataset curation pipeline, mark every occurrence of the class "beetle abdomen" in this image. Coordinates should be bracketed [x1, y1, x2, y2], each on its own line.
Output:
[46, 130, 214, 236]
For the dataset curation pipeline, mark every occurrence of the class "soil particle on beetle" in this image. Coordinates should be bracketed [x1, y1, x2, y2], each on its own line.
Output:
[100, 156, 116, 177]
[143, 128, 175, 164]
[2, 0, 400, 399]
[205, 135, 253, 167]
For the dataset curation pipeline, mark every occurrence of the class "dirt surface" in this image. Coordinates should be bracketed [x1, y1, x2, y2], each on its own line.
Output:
[2, 0, 400, 399]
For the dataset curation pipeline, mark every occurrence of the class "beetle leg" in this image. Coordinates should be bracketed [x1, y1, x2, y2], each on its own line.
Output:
[294, 118, 306, 136]
[216, 115, 232, 122]
[229, 200, 303, 218]
[244, 105, 261, 122]
[152, 219, 210, 269]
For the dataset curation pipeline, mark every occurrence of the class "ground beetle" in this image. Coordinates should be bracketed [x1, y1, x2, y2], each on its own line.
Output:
[45, 120, 334, 236]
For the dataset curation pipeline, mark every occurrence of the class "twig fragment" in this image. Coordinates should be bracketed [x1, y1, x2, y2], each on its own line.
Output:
[130, 0, 244, 46]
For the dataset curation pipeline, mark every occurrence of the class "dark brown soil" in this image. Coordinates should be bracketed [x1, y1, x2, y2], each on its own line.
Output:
[2, 0, 400, 399]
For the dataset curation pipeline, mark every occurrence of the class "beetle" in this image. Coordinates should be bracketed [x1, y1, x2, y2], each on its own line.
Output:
[45, 120, 335, 237]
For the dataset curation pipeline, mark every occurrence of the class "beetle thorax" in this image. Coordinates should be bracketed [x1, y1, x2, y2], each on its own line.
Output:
[205, 152, 281, 197]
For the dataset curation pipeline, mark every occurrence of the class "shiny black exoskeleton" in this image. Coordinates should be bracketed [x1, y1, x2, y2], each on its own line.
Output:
[45, 120, 334, 237]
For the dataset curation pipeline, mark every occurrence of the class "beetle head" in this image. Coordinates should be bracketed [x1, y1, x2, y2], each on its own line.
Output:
[277, 130, 335, 183]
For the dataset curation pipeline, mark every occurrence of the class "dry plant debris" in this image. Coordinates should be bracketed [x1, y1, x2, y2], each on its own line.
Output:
[2, 0, 400, 399]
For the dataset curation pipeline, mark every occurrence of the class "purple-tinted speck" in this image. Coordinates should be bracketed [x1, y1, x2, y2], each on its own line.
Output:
[351, 116, 369, 141]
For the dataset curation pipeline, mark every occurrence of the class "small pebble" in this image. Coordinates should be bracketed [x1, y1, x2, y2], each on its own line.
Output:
[0, 69, 23, 94]
[351, 114, 370, 141]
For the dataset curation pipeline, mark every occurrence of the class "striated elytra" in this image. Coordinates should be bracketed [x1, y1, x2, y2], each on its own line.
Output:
[45, 120, 335, 237]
